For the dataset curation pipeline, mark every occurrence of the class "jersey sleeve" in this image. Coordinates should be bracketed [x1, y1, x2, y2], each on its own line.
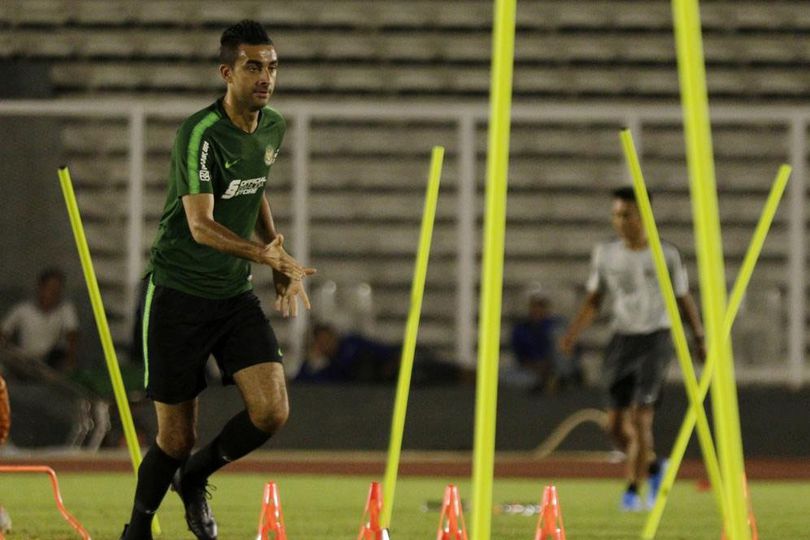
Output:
[668, 245, 689, 297]
[0, 304, 22, 336]
[62, 302, 79, 333]
[585, 244, 604, 294]
[171, 112, 220, 197]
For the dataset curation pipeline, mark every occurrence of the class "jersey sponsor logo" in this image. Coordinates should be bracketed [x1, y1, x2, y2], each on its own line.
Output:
[199, 140, 211, 182]
[264, 145, 279, 166]
[224, 158, 241, 169]
[221, 176, 267, 199]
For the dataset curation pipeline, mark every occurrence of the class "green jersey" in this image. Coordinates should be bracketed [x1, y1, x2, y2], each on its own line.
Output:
[148, 99, 286, 299]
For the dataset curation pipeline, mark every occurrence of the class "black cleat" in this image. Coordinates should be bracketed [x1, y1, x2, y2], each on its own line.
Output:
[171, 470, 218, 540]
[119, 523, 153, 540]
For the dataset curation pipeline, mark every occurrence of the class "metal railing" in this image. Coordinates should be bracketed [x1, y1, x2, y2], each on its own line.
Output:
[0, 98, 805, 385]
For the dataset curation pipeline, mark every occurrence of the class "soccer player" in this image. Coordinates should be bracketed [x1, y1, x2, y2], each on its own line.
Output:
[560, 187, 705, 511]
[120, 20, 315, 540]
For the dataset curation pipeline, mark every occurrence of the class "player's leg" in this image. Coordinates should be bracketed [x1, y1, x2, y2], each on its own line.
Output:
[634, 404, 656, 490]
[175, 291, 284, 539]
[607, 404, 642, 508]
[636, 330, 673, 507]
[123, 277, 219, 540]
[121, 400, 197, 540]
[604, 334, 645, 510]
[182, 362, 287, 488]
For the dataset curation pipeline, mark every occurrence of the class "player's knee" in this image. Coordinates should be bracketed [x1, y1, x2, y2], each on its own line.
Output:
[157, 429, 197, 458]
[249, 403, 289, 434]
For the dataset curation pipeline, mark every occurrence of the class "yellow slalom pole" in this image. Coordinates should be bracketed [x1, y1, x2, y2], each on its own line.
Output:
[673, 1, 750, 538]
[58, 166, 160, 535]
[381, 146, 444, 529]
[471, 1, 516, 539]
[620, 131, 727, 522]
[643, 164, 791, 539]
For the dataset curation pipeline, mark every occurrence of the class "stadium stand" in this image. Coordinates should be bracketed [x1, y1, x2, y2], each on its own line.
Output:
[0, 0, 802, 367]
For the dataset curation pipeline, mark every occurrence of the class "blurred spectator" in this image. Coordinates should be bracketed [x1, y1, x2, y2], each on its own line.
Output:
[511, 290, 582, 393]
[297, 323, 397, 383]
[0, 268, 110, 449]
[297, 323, 460, 385]
[0, 267, 79, 373]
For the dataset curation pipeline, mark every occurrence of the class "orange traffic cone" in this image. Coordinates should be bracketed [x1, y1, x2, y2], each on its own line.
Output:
[357, 482, 389, 540]
[256, 481, 287, 540]
[720, 475, 758, 540]
[534, 485, 566, 540]
[436, 484, 468, 540]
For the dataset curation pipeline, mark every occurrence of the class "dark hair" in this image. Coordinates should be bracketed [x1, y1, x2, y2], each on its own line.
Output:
[37, 267, 65, 286]
[219, 20, 273, 66]
[612, 186, 652, 203]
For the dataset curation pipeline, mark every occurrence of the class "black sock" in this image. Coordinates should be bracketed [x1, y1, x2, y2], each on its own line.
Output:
[649, 459, 661, 476]
[126, 443, 183, 538]
[182, 410, 272, 487]
[626, 482, 639, 494]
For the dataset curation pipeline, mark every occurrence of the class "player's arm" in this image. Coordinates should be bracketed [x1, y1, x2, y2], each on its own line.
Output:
[559, 290, 602, 356]
[0, 308, 20, 347]
[677, 292, 706, 361]
[255, 193, 278, 243]
[254, 193, 316, 318]
[182, 193, 312, 280]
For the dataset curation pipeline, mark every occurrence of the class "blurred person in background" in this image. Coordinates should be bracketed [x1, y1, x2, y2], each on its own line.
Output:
[0, 267, 79, 373]
[560, 186, 705, 512]
[511, 290, 582, 394]
[119, 20, 315, 540]
[297, 323, 398, 383]
[297, 323, 460, 386]
[0, 268, 110, 450]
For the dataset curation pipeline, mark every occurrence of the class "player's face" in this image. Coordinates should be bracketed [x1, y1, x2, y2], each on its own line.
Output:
[611, 198, 644, 243]
[222, 44, 278, 110]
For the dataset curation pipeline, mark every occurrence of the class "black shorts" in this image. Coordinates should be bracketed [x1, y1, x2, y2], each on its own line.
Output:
[136, 276, 282, 404]
[602, 330, 672, 409]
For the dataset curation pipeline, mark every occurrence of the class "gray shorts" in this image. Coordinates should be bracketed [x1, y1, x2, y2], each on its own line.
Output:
[602, 330, 673, 409]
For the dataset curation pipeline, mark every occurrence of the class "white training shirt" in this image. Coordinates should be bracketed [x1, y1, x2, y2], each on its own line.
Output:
[586, 239, 688, 335]
[1, 301, 78, 358]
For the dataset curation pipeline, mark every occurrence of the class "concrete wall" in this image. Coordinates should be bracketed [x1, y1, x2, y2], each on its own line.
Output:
[93, 384, 810, 458]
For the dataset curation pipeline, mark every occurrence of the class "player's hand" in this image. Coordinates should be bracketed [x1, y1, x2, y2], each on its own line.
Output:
[274, 277, 312, 318]
[260, 235, 316, 280]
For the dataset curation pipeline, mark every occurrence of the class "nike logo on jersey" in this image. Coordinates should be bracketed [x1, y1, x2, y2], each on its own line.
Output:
[224, 158, 241, 169]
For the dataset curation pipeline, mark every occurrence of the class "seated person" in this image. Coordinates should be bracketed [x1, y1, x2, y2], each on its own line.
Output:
[0, 268, 79, 373]
[511, 291, 581, 393]
[297, 323, 397, 383]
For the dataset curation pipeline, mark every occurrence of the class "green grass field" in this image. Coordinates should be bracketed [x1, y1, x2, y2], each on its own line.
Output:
[0, 472, 806, 539]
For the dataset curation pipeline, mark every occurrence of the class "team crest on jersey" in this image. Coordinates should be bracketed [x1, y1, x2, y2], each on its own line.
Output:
[264, 145, 279, 166]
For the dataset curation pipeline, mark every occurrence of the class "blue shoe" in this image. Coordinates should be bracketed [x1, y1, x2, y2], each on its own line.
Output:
[620, 490, 643, 512]
[647, 459, 668, 508]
